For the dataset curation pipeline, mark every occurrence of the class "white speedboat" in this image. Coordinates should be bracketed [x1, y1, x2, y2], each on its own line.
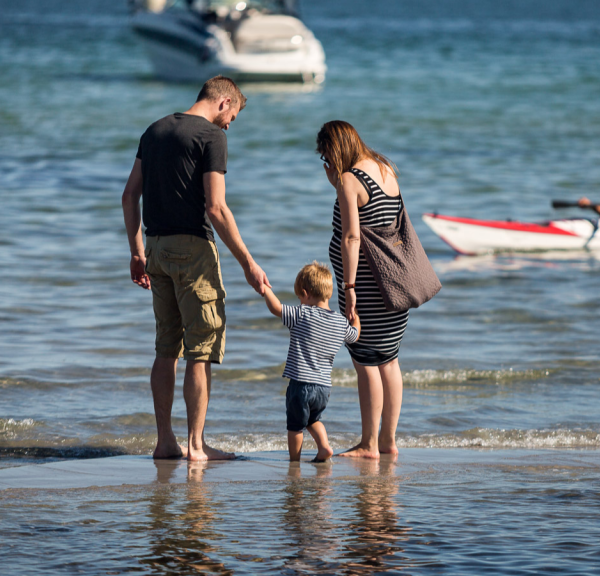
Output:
[129, 0, 327, 83]
[422, 213, 600, 255]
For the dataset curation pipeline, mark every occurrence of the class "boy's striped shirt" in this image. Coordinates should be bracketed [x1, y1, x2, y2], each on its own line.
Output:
[281, 304, 359, 387]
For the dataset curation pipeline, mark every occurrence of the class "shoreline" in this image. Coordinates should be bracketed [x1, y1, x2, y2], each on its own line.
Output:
[1, 448, 598, 490]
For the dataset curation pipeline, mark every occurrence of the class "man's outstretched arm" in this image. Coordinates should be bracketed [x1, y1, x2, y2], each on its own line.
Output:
[122, 159, 150, 290]
[204, 171, 270, 295]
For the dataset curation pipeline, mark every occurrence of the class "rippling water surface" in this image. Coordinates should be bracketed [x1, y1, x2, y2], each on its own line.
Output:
[1, 0, 600, 573]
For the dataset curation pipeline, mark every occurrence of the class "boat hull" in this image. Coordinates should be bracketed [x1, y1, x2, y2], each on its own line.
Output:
[422, 213, 600, 255]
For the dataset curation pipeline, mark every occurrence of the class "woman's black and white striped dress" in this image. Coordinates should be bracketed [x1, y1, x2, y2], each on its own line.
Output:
[329, 168, 409, 366]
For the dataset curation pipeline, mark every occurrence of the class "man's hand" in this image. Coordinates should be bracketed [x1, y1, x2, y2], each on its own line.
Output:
[130, 255, 151, 290]
[122, 159, 149, 289]
[244, 260, 271, 296]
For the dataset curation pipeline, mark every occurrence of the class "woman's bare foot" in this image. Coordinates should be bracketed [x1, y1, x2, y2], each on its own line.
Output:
[338, 443, 380, 459]
[311, 445, 334, 463]
[379, 444, 399, 456]
[153, 442, 188, 459]
[187, 445, 236, 461]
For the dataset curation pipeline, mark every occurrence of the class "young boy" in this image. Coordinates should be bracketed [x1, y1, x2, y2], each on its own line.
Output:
[263, 262, 361, 462]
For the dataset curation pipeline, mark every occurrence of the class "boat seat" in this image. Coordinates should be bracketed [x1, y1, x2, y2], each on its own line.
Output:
[233, 15, 307, 53]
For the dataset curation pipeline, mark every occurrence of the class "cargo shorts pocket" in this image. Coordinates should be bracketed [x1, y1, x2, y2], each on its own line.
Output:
[144, 245, 161, 276]
[192, 242, 226, 302]
[159, 250, 191, 262]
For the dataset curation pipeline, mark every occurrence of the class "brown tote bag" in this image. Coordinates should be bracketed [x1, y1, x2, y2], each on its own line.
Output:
[359, 191, 441, 311]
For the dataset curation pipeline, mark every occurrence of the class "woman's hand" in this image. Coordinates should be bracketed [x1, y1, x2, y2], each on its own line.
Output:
[345, 288, 357, 322]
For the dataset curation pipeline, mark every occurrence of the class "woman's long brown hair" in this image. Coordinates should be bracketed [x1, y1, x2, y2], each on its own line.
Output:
[316, 120, 398, 187]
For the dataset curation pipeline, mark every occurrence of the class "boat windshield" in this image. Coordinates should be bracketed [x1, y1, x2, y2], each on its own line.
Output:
[185, 0, 297, 16]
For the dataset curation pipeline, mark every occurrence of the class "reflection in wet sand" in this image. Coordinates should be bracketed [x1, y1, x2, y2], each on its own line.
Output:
[136, 460, 231, 575]
[278, 456, 415, 574]
[281, 461, 337, 573]
[340, 456, 413, 574]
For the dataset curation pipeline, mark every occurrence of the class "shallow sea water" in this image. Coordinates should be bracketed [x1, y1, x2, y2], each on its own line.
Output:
[1, 451, 599, 575]
[1, 0, 600, 573]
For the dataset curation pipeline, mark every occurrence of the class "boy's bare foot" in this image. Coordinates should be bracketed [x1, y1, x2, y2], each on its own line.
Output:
[311, 445, 334, 463]
[153, 442, 188, 459]
[187, 445, 236, 461]
[338, 443, 380, 459]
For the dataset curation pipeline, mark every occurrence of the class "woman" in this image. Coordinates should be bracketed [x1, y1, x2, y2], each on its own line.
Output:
[317, 120, 408, 459]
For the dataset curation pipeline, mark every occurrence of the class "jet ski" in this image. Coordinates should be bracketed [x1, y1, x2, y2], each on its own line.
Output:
[423, 201, 600, 255]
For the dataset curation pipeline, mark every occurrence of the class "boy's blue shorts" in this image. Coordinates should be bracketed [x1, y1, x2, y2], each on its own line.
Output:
[286, 379, 331, 432]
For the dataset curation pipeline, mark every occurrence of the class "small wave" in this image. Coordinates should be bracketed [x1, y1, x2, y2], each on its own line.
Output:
[398, 428, 600, 449]
[0, 367, 151, 391]
[403, 368, 554, 387]
[213, 364, 285, 383]
[0, 366, 555, 393]
[330, 367, 554, 389]
[0, 418, 39, 437]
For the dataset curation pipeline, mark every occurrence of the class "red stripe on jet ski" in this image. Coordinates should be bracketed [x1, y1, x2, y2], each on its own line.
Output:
[423, 214, 578, 236]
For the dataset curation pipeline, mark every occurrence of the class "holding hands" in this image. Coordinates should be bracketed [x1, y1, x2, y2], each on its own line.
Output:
[244, 259, 271, 296]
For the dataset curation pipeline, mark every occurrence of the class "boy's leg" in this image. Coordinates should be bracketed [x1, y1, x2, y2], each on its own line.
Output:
[306, 421, 333, 462]
[306, 385, 333, 462]
[286, 379, 309, 461]
[288, 430, 303, 461]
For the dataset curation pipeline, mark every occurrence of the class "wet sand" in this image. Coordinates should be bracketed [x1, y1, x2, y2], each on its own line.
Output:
[1, 449, 598, 490]
[1, 449, 599, 575]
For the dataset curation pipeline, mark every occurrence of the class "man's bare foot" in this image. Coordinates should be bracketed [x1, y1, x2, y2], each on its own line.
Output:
[379, 445, 399, 456]
[153, 443, 188, 459]
[338, 444, 380, 459]
[311, 445, 334, 463]
[187, 445, 236, 461]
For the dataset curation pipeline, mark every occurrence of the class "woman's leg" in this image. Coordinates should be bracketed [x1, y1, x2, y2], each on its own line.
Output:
[340, 361, 383, 459]
[378, 359, 403, 454]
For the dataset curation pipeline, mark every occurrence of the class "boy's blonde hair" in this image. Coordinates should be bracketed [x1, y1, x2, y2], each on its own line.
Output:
[294, 261, 333, 300]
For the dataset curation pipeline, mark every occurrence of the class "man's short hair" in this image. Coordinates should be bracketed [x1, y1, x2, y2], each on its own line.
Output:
[196, 76, 247, 110]
[294, 261, 333, 301]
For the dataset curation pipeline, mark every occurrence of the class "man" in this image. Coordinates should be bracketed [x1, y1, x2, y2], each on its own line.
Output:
[578, 197, 600, 216]
[122, 76, 269, 461]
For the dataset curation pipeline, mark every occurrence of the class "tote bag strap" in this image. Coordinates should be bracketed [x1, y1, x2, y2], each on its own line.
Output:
[393, 188, 406, 231]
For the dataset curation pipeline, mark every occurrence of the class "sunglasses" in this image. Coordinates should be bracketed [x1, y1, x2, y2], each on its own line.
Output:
[320, 154, 330, 167]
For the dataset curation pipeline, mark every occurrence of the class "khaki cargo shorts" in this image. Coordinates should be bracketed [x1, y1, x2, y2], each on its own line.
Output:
[145, 235, 226, 363]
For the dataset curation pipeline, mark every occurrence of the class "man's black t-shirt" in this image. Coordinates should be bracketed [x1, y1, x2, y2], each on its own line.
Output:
[136, 113, 228, 240]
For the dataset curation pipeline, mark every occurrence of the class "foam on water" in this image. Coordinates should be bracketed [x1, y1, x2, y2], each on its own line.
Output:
[3, 427, 599, 468]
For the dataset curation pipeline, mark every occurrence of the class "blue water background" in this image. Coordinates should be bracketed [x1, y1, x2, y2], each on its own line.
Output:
[0, 0, 599, 454]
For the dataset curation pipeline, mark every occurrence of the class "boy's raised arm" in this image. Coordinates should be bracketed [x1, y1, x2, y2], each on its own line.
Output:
[263, 286, 283, 318]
